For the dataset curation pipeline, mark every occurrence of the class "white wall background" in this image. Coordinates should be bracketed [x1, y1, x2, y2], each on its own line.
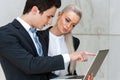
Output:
[0, 0, 25, 27]
[109, 0, 120, 79]
[0, 0, 120, 80]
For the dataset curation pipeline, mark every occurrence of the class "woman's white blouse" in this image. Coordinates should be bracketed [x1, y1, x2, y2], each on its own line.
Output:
[48, 32, 70, 76]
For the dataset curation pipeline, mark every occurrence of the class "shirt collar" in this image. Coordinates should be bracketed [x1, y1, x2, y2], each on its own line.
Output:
[49, 31, 64, 40]
[16, 17, 31, 32]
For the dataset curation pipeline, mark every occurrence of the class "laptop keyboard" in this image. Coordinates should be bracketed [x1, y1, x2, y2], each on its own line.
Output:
[67, 75, 84, 79]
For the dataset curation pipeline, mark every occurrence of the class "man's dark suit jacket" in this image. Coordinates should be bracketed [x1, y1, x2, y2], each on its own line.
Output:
[37, 27, 80, 76]
[0, 19, 65, 80]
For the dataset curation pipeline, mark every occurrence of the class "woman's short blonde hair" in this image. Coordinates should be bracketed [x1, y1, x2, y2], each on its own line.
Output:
[62, 4, 82, 19]
[64, 4, 81, 74]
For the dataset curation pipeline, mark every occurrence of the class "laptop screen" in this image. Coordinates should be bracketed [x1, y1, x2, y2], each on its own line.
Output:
[83, 49, 109, 80]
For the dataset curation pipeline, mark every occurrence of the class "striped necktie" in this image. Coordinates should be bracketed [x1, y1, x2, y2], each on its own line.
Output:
[29, 28, 43, 56]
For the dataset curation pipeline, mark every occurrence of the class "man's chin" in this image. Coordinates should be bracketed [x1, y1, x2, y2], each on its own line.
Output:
[38, 26, 44, 29]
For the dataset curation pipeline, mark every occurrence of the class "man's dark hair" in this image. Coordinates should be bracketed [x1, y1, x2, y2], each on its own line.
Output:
[23, 0, 61, 14]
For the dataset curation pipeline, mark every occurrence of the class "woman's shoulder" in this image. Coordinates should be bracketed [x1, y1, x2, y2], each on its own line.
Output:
[72, 36, 80, 51]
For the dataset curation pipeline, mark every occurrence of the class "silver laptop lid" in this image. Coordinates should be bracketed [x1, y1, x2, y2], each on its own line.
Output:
[83, 49, 109, 80]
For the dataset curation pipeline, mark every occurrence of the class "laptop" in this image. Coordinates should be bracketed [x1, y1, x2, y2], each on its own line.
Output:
[68, 49, 109, 80]
[52, 49, 109, 80]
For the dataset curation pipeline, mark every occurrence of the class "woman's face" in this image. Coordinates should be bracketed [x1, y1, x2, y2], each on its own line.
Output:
[56, 11, 80, 35]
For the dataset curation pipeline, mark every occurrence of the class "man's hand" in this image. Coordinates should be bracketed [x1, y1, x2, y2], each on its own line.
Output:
[69, 51, 96, 62]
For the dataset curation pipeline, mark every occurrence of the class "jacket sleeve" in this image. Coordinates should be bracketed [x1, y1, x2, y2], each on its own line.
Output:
[0, 27, 64, 75]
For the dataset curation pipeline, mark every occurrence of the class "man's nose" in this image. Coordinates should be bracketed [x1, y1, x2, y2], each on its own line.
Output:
[47, 18, 52, 25]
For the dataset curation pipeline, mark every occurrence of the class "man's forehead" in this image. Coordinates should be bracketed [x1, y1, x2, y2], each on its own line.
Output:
[44, 7, 57, 16]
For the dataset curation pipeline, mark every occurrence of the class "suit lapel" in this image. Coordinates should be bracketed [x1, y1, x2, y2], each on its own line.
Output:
[11, 19, 38, 56]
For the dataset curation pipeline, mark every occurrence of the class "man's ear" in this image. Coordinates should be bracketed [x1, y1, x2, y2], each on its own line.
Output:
[31, 6, 39, 15]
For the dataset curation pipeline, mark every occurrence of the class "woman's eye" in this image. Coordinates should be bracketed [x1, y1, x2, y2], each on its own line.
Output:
[72, 25, 75, 27]
[65, 18, 70, 22]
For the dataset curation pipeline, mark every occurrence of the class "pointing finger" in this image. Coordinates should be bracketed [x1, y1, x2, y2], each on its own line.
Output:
[84, 52, 96, 56]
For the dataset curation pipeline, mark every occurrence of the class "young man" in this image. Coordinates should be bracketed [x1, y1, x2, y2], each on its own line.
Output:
[0, 0, 61, 80]
[0, 0, 94, 80]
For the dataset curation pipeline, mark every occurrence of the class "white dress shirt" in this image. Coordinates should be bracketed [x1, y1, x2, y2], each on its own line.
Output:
[48, 32, 70, 76]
